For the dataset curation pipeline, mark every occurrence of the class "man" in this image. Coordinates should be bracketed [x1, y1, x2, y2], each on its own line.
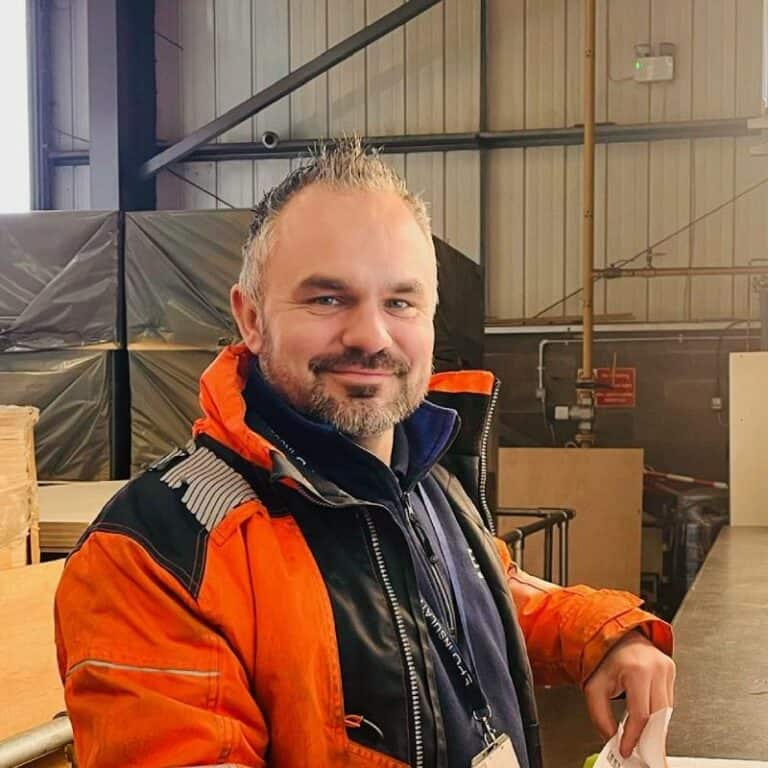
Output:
[55, 139, 674, 768]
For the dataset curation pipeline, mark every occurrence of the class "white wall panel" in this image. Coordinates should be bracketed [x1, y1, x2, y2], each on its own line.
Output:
[649, 0, 692, 123]
[156, 0, 182, 142]
[605, 143, 650, 321]
[253, 0, 291, 139]
[444, 0, 480, 132]
[524, 147, 566, 315]
[290, 0, 328, 139]
[690, 138, 735, 319]
[734, 137, 768, 318]
[179, 0, 216, 135]
[487, 150, 525, 319]
[328, 0, 366, 134]
[735, 0, 764, 118]
[606, 0, 650, 124]
[52, 168, 74, 210]
[445, 152, 481, 264]
[254, 159, 292, 200]
[405, 4, 444, 134]
[50, 0, 90, 152]
[564, 145, 606, 317]
[525, 0, 566, 129]
[692, 0, 736, 120]
[217, 161, 255, 208]
[487, 0, 525, 130]
[648, 140, 691, 320]
[405, 153, 445, 240]
[215, 0, 254, 144]
[366, 0, 406, 135]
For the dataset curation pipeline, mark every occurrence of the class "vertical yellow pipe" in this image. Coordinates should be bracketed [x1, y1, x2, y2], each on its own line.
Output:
[582, 0, 596, 380]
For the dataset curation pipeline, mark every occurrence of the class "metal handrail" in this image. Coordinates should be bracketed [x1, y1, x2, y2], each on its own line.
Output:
[0, 716, 72, 768]
[496, 507, 574, 585]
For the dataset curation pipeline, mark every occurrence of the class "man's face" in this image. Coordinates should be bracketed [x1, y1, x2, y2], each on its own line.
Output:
[234, 183, 437, 438]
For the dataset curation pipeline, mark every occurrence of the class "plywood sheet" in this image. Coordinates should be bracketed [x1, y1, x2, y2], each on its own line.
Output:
[729, 352, 768, 525]
[0, 559, 65, 738]
[497, 447, 644, 591]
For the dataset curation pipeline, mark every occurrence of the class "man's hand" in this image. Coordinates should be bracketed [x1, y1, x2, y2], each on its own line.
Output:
[584, 630, 676, 758]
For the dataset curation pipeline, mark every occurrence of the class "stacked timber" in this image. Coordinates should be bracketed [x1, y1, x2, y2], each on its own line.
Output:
[0, 405, 40, 568]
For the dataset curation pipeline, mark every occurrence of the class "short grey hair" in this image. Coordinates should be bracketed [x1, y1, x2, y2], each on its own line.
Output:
[239, 136, 432, 305]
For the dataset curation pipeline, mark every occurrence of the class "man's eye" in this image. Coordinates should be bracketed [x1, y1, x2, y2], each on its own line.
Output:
[386, 299, 413, 311]
[309, 296, 342, 306]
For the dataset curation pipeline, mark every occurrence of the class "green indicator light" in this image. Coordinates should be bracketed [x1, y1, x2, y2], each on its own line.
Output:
[635, 60, 642, 70]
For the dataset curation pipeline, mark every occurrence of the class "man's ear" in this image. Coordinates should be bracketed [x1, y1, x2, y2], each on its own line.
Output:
[230, 284, 263, 354]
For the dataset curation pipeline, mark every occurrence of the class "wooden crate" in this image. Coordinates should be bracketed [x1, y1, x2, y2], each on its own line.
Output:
[0, 406, 41, 567]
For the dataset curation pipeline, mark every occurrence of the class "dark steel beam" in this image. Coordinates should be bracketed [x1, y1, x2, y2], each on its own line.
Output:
[140, 0, 442, 178]
[56, 119, 759, 168]
[88, 0, 156, 210]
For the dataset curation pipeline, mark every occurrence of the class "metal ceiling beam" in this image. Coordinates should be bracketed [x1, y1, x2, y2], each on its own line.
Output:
[139, 0, 442, 178]
[55, 119, 759, 168]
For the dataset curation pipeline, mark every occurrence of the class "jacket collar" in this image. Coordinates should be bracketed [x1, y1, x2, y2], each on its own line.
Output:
[194, 345, 493, 502]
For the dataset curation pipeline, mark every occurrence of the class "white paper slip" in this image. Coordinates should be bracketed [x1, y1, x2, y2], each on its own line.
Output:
[594, 708, 673, 768]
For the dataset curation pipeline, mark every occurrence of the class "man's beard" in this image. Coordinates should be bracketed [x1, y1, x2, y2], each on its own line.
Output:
[259, 335, 426, 438]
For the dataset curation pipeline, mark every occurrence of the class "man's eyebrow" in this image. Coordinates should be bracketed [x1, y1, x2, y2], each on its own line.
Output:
[387, 279, 427, 294]
[295, 275, 350, 292]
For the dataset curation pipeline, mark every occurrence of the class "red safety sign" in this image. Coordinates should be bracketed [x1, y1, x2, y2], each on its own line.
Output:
[595, 367, 636, 408]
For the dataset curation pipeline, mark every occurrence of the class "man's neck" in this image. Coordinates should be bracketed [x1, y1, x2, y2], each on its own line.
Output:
[351, 428, 395, 466]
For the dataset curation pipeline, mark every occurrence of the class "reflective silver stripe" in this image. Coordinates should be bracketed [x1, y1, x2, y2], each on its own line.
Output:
[160, 445, 257, 531]
[67, 658, 219, 678]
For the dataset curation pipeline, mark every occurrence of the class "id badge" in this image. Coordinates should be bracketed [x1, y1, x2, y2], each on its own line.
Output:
[470, 733, 521, 768]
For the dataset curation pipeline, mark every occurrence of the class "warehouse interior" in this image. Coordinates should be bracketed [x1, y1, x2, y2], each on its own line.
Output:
[1, 1, 767, 766]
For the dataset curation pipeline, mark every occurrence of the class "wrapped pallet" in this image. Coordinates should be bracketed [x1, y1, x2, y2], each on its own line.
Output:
[0, 406, 40, 568]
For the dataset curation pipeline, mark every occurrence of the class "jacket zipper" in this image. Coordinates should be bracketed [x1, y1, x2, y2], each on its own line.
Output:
[292, 485, 425, 768]
[477, 378, 501, 535]
[361, 510, 425, 768]
[402, 492, 457, 637]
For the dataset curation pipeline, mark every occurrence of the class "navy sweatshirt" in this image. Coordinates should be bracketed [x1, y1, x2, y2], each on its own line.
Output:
[244, 362, 529, 768]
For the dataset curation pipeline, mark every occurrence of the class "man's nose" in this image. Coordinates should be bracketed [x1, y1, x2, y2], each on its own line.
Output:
[340, 302, 393, 354]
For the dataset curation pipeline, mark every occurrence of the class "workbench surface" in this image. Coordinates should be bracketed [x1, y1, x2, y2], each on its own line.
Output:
[667, 525, 768, 759]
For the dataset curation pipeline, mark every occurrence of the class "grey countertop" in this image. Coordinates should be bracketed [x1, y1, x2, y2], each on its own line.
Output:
[667, 526, 768, 759]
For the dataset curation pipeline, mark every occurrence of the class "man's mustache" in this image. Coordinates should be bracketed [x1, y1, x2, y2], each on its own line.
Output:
[309, 350, 410, 376]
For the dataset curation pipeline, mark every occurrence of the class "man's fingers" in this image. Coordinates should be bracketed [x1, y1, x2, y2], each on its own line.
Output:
[619, 675, 651, 759]
[584, 681, 618, 742]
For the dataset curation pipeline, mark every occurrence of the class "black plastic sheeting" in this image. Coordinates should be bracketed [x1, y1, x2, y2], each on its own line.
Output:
[125, 209, 484, 363]
[0, 350, 113, 480]
[0, 211, 119, 351]
[125, 210, 248, 346]
[130, 350, 216, 473]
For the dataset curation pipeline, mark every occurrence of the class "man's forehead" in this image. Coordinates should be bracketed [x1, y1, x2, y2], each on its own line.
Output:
[295, 273, 430, 294]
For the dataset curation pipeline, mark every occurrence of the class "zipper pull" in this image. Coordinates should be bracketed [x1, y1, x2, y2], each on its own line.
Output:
[403, 493, 439, 562]
[344, 714, 385, 741]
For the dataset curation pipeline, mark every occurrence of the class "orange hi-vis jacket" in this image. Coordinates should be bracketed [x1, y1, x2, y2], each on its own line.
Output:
[55, 344, 672, 768]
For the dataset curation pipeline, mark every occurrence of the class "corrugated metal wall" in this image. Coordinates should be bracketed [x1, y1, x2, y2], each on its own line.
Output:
[49, 0, 768, 322]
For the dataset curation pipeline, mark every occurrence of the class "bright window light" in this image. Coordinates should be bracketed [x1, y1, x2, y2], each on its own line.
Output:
[0, 2, 31, 213]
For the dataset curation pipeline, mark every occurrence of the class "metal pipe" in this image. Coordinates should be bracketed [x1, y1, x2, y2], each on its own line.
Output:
[597, 265, 768, 278]
[581, 0, 597, 382]
[49, 119, 759, 167]
[140, 0, 442, 177]
[0, 717, 72, 768]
